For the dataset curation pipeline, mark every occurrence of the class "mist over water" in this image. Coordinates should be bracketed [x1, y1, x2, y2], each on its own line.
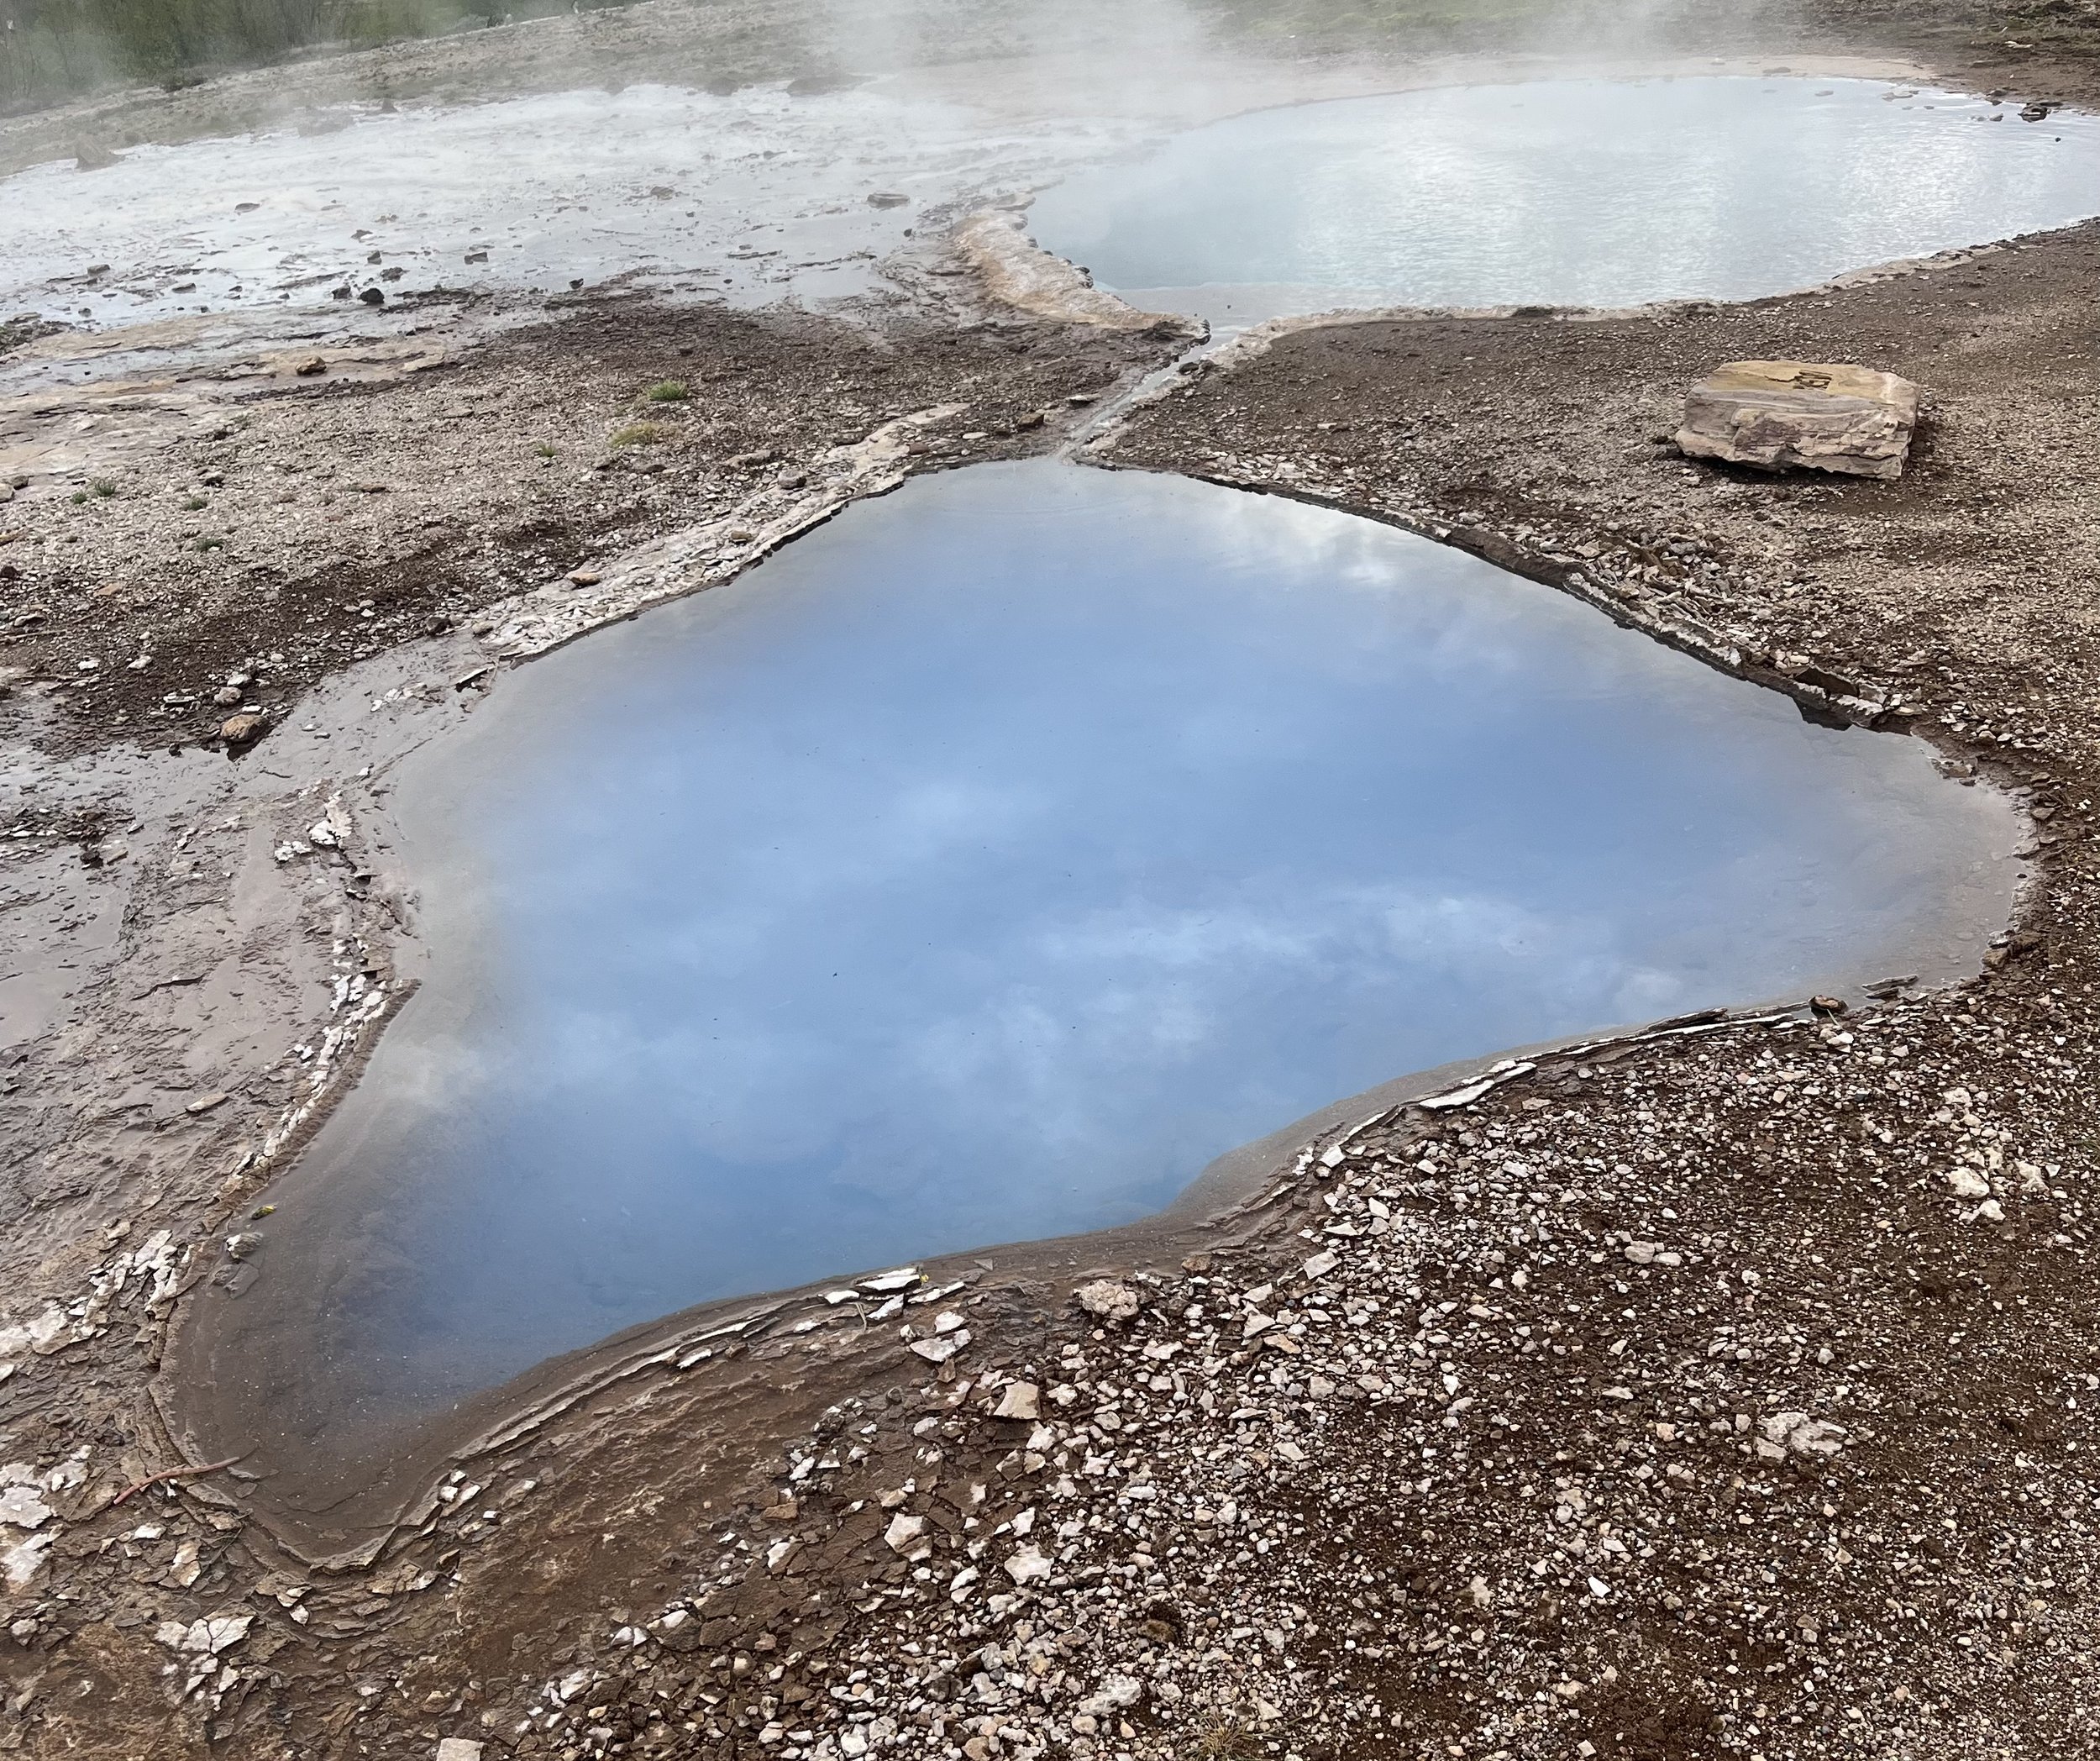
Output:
[1030, 78, 2100, 323]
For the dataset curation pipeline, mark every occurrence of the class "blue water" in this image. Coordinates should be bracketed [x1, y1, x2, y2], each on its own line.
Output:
[202, 460, 2015, 1435]
[1029, 78, 2100, 322]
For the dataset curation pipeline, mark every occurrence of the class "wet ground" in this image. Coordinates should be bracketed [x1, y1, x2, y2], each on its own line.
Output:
[9, 3, 2100, 1758]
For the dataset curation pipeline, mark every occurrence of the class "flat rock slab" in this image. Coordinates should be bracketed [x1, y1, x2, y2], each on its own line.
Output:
[1676, 360, 1919, 480]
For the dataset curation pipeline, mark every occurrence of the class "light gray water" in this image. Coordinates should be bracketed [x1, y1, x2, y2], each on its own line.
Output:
[1028, 78, 2100, 324]
[185, 460, 2020, 1453]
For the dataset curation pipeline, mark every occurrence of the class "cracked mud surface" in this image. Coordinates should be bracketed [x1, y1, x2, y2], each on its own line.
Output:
[8, 7, 2100, 1761]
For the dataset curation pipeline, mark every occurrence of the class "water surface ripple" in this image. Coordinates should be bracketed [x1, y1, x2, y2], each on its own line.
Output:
[1028, 78, 2100, 323]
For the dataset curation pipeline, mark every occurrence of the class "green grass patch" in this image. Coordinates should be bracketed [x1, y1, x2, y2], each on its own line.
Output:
[609, 421, 672, 449]
[644, 380, 690, 403]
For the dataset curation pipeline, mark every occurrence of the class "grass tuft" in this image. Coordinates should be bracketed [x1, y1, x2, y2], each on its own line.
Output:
[1194, 1717, 1263, 1759]
[644, 380, 690, 403]
[609, 421, 672, 449]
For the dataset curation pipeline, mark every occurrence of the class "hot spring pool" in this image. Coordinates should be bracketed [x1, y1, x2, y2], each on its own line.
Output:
[1026, 77, 2100, 323]
[181, 460, 2020, 1456]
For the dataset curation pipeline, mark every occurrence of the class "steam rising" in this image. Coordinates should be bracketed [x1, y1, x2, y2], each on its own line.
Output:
[4, 0, 1803, 130]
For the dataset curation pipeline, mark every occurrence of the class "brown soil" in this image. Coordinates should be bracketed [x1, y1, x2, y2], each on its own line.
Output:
[8, 9, 2100, 1761]
[0, 295, 1168, 760]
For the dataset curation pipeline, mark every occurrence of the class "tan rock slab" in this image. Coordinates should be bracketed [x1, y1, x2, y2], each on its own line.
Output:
[1676, 360, 1919, 480]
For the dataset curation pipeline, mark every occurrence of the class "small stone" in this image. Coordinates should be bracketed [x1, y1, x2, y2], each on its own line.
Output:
[884, 1513, 926, 1553]
[1076, 1280, 1140, 1323]
[1944, 1169, 1991, 1199]
[993, 1382, 1041, 1422]
[293, 357, 327, 377]
[1003, 1544, 1052, 1584]
[434, 1742, 485, 1761]
[1759, 1411, 1848, 1459]
[3, 1534, 52, 1589]
[866, 192, 910, 208]
[156, 1612, 252, 1655]
[1078, 1675, 1142, 1717]
[0, 1485, 53, 1530]
[1302, 1250, 1339, 1280]
[186, 1092, 230, 1116]
[218, 712, 269, 747]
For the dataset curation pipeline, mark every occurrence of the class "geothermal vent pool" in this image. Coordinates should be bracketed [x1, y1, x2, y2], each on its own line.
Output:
[185, 460, 2019, 1459]
[1028, 77, 2100, 323]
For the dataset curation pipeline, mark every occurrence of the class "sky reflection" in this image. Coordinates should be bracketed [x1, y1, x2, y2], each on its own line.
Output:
[209, 461, 2014, 1436]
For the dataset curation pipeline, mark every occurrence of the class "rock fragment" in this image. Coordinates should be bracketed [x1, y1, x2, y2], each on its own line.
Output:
[155, 1612, 252, 1655]
[1075, 1279, 1139, 1323]
[0, 1484, 52, 1530]
[992, 1381, 1041, 1421]
[1757, 1411, 1849, 1462]
[1675, 360, 1919, 479]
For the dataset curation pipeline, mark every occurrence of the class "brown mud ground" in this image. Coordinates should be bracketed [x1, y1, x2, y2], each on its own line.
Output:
[8, 9, 2100, 1761]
